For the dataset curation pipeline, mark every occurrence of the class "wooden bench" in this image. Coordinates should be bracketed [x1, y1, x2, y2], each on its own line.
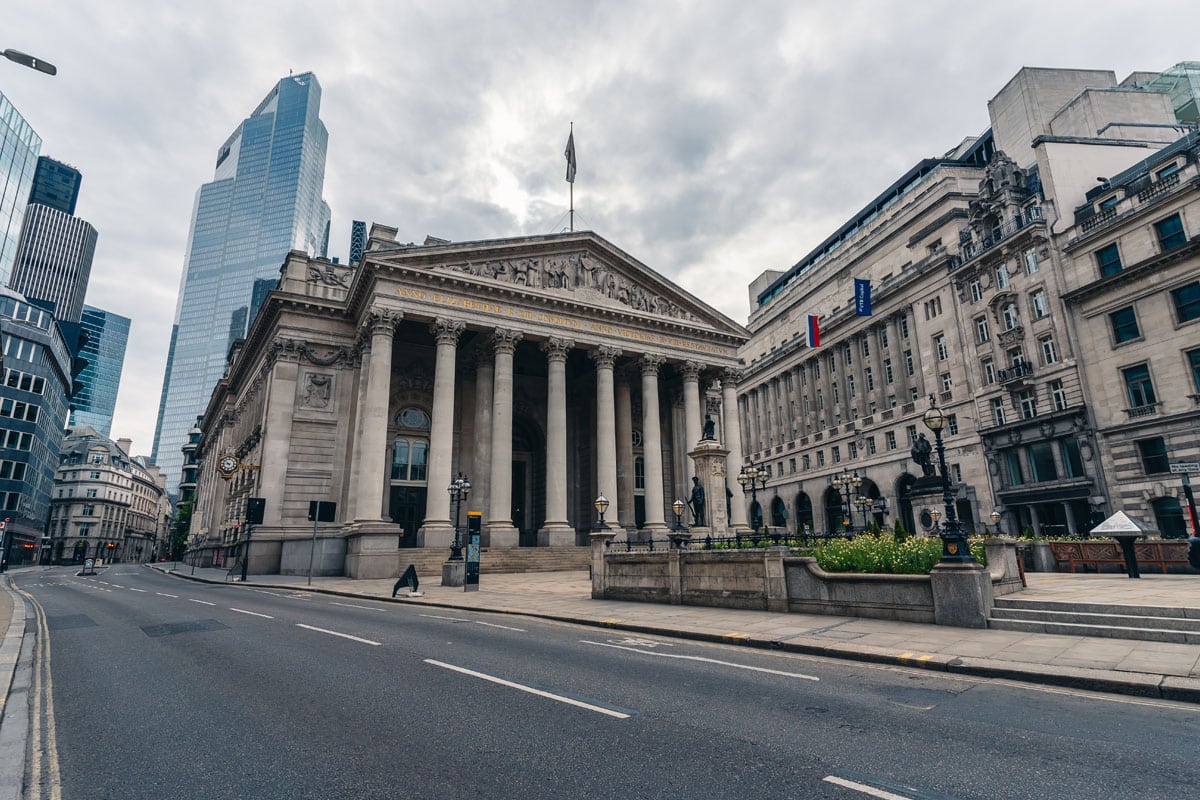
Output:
[1049, 540, 1191, 574]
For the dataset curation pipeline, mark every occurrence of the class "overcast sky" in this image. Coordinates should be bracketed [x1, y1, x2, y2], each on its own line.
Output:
[4, 1, 1199, 457]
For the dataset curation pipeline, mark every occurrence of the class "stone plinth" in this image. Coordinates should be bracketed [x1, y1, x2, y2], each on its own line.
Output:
[688, 439, 731, 537]
[442, 559, 465, 587]
[930, 562, 993, 628]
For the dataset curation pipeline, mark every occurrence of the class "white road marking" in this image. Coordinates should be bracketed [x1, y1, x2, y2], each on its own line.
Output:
[421, 614, 467, 622]
[111, 584, 124, 589]
[823, 775, 915, 800]
[230, 608, 274, 619]
[155, 592, 178, 598]
[425, 659, 630, 719]
[419, 614, 525, 632]
[330, 602, 384, 611]
[609, 637, 674, 648]
[296, 624, 380, 646]
[128, 588, 147, 593]
[188, 599, 216, 606]
[581, 640, 820, 681]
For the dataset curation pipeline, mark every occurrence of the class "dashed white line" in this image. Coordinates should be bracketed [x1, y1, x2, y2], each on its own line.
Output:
[111, 584, 125, 589]
[425, 659, 630, 719]
[230, 608, 274, 619]
[330, 602, 384, 611]
[188, 599, 216, 606]
[155, 593, 178, 598]
[823, 776, 915, 800]
[581, 640, 820, 681]
[472, 621, 526, 632]
[128, 588, 147, 593]
[295, 624, 380, 646]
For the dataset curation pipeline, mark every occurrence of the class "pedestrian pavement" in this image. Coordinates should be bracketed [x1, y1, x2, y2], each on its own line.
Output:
[2, 564, 1200, 707]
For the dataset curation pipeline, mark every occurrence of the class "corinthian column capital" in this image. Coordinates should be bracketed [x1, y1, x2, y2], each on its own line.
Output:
[541, 337, 575, 364]
[589, 345, 622, 369]
[431, 318, 466, 346]
[640, 353, 666, 376]
[491, 328, 523, 355]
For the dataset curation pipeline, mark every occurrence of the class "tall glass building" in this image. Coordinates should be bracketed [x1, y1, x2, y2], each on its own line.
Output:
[0, 90, 42, 285]
[28, 156, 82, 215]
[152, 72, 331, 491]
[72, 304, 131, 436]
[8, 203, 98, 324]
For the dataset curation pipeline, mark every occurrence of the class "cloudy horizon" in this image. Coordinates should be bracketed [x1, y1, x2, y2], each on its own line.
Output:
[4, 1, 1199, 459]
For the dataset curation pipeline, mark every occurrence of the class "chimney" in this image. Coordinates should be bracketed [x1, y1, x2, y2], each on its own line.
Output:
[116, 438, 133, 455]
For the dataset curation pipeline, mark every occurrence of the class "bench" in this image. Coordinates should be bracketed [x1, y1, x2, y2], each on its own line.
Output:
[1049, 540, 1191, 574]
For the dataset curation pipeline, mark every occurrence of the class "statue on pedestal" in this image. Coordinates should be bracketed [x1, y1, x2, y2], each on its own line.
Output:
[687, 476, 706, 526]
[910, 433, 935, 477]
[701, 413, 716, 441]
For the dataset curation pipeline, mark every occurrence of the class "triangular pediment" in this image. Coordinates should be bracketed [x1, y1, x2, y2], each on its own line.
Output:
[366, 231, 749, 339]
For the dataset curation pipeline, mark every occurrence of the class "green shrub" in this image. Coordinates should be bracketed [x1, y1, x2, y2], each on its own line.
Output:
[812, 533, 988, 575]
[893, 518, 909, 542]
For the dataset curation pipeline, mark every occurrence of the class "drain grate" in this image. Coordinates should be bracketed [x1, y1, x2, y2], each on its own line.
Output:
[141, 619, 229, 638]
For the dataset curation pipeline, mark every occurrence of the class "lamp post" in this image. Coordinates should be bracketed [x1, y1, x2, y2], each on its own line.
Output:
[671, 499, 686, 532]
[1, 48, 57, 76]
[594, 493, 610, 530]
[736, 462, 767, 534]
[855, 495, 874, 530]
[923, 396, 976, 564]
[447, 473, 470, 561]
[830, 468, 863, 534]
[990, 509, 1002, 536]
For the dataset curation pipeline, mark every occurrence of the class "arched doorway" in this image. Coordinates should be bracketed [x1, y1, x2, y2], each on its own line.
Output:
[895, 473, 917, 536]
[858, 478, 883, 529]
[389, 406, 430, 547]
[770, 496, 787, 529]
[795, 491, 814, 536]
[749, 500, 763, 532]
[823, 486, 845, 536]
[1152, 496, 1186, 539]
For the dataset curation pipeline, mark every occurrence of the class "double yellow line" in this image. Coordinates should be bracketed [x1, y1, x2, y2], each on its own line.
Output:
[12, 585, 62, 800]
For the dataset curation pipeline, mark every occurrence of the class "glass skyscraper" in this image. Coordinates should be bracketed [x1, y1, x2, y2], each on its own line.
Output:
[152, 72, 330, 491]
[0, 90, 42, 285]
[72, 304, 131, 436]
[28, 156, 82, 215]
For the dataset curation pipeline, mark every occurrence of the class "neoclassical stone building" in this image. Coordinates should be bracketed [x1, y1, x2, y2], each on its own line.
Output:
[188, 227, 749, 577]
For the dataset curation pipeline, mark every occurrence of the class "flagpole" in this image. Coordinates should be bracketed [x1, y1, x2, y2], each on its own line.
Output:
[569, 121, 575, 232]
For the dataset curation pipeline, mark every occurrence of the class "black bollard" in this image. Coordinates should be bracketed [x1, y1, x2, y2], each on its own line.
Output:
[1188, 537, 1200, 571]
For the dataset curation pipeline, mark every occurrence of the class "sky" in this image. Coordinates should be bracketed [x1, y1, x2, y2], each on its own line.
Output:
[4, 0, 1199, 458]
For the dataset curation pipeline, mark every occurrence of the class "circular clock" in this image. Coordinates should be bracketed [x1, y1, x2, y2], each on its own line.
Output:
[218, 455, 239, 476]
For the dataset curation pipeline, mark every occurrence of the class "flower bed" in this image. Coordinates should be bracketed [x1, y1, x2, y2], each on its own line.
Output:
[812, 533, 987, 575]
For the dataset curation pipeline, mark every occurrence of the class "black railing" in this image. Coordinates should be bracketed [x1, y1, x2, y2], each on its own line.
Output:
[997, 362, 1035, 385]
[604, 529, 858, 552]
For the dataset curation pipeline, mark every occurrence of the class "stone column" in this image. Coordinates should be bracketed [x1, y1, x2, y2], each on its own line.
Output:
[354, 308, 400, 522]
[640, 354, 669, 535]
[539, 337, 575, 546]
[615, 373, 635, 530]
[420, 318, 465, 549]
[470, 352, 494, 523]
[870, 325, 886, 413]
[723, 369, 750, 531]
[487, 328, 523, 547]
[748, 389, 762, 455]
[259, 354, 298, 527]
[591, 346, 622, 530]
[681, 361, 703, 466]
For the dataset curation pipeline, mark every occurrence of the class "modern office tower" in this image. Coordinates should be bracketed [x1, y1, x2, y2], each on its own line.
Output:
[28, 156, 81, 215]
[8, 201, 98, 323]
[349, 220, 366, 265]
[152, 72, 331, 490]
[72, 304, 131, 436]
[0, 91, 42, 285]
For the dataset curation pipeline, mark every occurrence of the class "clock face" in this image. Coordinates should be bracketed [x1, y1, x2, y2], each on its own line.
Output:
[219, 455, 238, 474]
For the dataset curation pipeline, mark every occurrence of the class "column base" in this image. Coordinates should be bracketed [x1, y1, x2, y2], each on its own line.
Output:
[642, 522, 671, 538]
[537, 524, 575, 547]
[486, 523, 519, 548]
[419, 521, 455, 550]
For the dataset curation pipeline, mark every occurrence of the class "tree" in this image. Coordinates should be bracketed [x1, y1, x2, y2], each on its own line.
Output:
[169, 498, 194, 560]
[893, 518, 910, 542]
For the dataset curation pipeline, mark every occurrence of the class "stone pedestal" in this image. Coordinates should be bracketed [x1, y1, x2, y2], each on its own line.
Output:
[930, 562, 993, 628]
[420, 522, 454, 550]
[590, 528, 618, 599]
[537, 524, 575, 547]
[688, 439, 731, 537]
[909, 475, 948, 535]
[487, 523, 519, 548]
[442, 559, 465, 587]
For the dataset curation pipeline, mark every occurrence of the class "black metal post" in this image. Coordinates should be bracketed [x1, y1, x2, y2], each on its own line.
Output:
[241, 523, 251, 582]
[930, 422, 974, 564]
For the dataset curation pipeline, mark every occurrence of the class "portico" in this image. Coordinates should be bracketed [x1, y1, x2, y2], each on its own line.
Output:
[189, 227, 749, 579]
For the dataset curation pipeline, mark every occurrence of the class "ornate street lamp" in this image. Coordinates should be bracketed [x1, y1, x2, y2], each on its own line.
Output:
[447, 472, 471, 561]
[672, 499, 687, 532]
[830, 468, 865, 534]
[923, 396, 976, 564]
[594, 493, 610, 530]
[855, 495, 874, 529]
[990, 509, 1002, 536]
[737, 463, 767, 534]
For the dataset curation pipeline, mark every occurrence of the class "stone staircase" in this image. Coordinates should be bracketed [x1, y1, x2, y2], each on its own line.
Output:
[989, 597, 1200, 644]
[398, 547, 591, 577]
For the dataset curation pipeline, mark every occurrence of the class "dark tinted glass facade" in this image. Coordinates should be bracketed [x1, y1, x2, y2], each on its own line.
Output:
[72, 305, 131, 436]
[0, 91, 42, 284]
[28, 156, 81, 215]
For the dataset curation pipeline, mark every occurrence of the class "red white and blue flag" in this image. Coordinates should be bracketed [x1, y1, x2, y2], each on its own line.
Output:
[807, 314, 820, 347]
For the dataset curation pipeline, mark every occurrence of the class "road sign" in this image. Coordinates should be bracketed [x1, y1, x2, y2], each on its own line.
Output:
[1170, 462, 1200, 474]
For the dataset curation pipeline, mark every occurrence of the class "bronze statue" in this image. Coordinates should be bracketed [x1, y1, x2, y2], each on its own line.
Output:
[911, 432, 935, 477]
[687, 476, 706, 526]
[702, 412, 716, 441]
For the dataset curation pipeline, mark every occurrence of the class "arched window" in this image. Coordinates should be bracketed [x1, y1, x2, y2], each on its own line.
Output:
[392, 407, 430, 483]
[634, 457, 645, 491]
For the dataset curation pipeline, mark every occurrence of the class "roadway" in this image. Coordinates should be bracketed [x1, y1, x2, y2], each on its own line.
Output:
[9, 565, 1199, 800]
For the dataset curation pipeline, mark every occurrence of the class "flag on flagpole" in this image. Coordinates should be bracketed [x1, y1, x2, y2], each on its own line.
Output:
[807, 315, 821, 347]
[854, 278, 872, 316]
[564, 129, 577, 184]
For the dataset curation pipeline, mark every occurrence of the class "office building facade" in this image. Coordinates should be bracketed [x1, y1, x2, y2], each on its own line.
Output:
[72, 304, 131, 436]
[0, 91, 41, 285]
[152, 72, 331, 492]
[8, 202, 98, 323]
[28, 156, 81, 215]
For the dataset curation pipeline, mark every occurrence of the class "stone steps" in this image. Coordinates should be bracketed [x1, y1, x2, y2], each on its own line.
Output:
[988, 598, 1200, 643]
[398, 547, 590, 576]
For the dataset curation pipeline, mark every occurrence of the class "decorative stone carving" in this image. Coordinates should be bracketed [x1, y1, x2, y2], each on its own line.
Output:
[589, 345, 622, 369]
[367, 308, 402, 336]
[269, 338, 355, 369]
[491, 328, 523, 354]
[306, 263, 349, 288]
[540, 337, 574, 363]
[431, 318, 466, 346]
[681, 360, 703, 382]
[722, 367, 744, 387]
[640, 353, 666, 375]
[301, 373, 332, 408]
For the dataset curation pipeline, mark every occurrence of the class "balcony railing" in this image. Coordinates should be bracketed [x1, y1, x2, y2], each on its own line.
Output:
[1124, 403, 1160, 419]
[997, 362, 1035, 386]
[1135, 170, 1180, 202]
[959, 205, 1045, 263]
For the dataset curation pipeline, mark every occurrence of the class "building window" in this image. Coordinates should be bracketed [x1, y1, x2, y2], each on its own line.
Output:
[885, 431, 897, 450]
[888, 394, 897, 408]
[900, 317, 910, 339]
[1109, 306, 1140, 344]
[1018, 390, 1038, 420]
[879, 329, 889, 350]
[832, 446, 841, 464]
[1155, 213, 1187, 251]
[1028, 441, 1058, 482]
[935, 334, 948, 361]
[904, 350, 915, 376]
[802, 455, 811, 470]
[1024, 248, 1039, 274]
[1136, 437, 1170, 474]
[1008, 347, 1025, 367]
[1123, 363, 1157, 408]
[940, 372, 952, 392]
[910, 387, 920, 402]
[996, 266, 1010, 289]
[1006, 451, 1024, 485]
[832, 384, 840, 405]
[1061, 439, 1084, 478]
[1050, 379, 1068, 411]
[991, 397, 1006, 426]
[864, 367, 874, 391]
[883, 359, 894, 384]
[1189, 348, 1200, 393]
[847, 376, 856, 398]
[844, 346, 853, 366]
[789, 458, 796, 474]
[634, 457, 645, 490]
[969, 279, 983, 303]
[1171, 282, 1200, 323]
[1040, 336, 1058, 365]
[975, 316, 990, 344]
[1095, 243, 1122, 277]
[867, 436, 877, 455]
[951, 463, 963, 484]
[85, 488, 98, 498]
[0, 461, 27, 481]
[816, 451, 825, 467]
[391, 438, 429, 481]
[848, 442, 858, 459]
[947, 414, 959, 435]
[1030, 289, 1049, 319]
[1002, 303, 1019, 331]
[982, 358, 996, 385]
[906, 425, 918, 445]
[924, 297, 942, 320]
[812, 362, 820, 380]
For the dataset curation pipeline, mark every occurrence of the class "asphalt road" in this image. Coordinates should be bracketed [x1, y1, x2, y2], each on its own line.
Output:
[9, 565, 1200, 800]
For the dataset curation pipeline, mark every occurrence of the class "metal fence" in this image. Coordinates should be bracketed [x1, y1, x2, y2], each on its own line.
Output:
[604, 528, 855, 552]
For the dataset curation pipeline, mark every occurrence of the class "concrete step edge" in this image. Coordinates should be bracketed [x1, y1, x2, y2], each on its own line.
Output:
[988, 617, 1199, 644]
[994, 597, 1200, 620]
[990, 607, 1200, 632]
